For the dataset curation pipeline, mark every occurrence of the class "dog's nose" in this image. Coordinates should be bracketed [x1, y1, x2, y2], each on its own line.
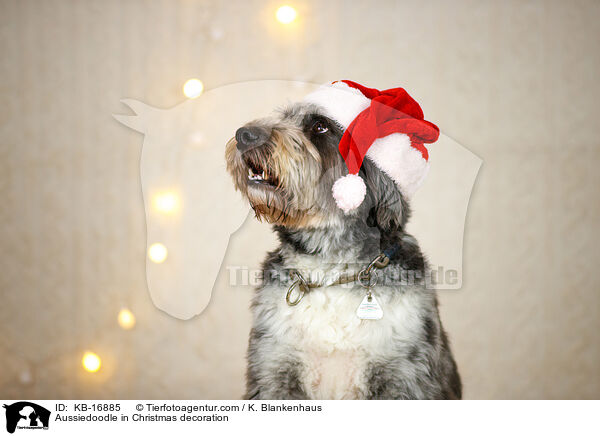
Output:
[235, 127, 266, 152]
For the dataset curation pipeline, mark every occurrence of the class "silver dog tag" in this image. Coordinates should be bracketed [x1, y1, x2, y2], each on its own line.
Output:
[356, 294, 383, 320]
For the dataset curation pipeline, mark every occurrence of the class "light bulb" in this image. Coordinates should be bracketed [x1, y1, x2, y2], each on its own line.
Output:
[148, 243, 168, 263]
[183, 79, 204, 99]
[153, 191, 179, 214]
[118, 308, 136, 330]
[82, 351, 101, 373]
[276, 5, 297, 24]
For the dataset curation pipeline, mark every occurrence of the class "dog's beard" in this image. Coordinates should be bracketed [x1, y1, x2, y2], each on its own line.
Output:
[245, 185, 297, 225]
[234, 157, 310, 226]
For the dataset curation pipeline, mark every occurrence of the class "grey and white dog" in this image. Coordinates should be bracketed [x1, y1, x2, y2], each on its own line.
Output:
[225, 102, 461, 400]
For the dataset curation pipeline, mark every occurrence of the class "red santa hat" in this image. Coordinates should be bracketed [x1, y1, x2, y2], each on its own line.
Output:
[303, 80, 440, 213]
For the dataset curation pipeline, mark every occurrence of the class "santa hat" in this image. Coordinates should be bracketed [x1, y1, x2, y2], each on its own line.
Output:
[303, 80, 439, 213]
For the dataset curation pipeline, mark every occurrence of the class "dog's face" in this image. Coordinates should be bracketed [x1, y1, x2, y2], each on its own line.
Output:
[226, 103, 407, 232]
[226, 103, 347, 227]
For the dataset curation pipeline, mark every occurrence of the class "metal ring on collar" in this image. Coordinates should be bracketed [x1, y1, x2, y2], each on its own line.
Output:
[357, 268, 378, 289]
[357, 253, 387, 288]
[286, 271, 308, 306]
[366, 253, 388, 274]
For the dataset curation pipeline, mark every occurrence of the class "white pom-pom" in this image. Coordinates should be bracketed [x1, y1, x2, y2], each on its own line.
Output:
[332, 174, 366, 213]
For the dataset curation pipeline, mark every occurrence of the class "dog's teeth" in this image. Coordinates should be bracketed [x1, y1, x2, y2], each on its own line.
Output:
[247, 167, 265, 182]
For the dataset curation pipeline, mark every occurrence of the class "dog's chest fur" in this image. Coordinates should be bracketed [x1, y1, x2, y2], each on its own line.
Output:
[258, 255, 425, 400]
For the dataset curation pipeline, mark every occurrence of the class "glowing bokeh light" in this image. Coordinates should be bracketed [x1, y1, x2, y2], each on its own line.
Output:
[183, 78, 204, 99]
[276, 5, 297, 24]
[148, 243, 168, 263]
[153, 191, 179, 214]
[118, 308, 136, 330]
[82, 351, 101, 373]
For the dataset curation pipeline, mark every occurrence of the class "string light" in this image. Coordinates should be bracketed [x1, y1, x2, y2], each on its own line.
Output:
[152, 191, 179, 214]
[276, 5, 297, 24]
[118, 308, 136, 330]
[82, 351, 101, 373]
[148, 243, 168, 263]
[183, 79, 204, 99]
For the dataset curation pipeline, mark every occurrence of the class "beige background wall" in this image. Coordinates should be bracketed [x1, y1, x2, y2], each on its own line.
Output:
[1, 0, 599, 399]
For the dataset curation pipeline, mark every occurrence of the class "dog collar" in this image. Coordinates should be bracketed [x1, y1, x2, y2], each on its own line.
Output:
[285, 244, 400, 306]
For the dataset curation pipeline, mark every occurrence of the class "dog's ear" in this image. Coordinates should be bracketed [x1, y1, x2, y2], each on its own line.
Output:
[363, 160, 409, 234]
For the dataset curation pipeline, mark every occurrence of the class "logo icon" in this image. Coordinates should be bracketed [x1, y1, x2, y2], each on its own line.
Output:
[2, 402, 50, 434]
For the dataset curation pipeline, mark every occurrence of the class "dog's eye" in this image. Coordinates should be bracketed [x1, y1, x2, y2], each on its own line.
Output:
[312, 121, 328, 134]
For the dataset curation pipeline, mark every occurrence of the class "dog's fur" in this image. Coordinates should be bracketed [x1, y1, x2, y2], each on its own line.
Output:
[225, 103, 461, 399]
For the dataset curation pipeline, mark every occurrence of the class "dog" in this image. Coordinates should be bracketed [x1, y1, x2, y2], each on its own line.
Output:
[225, 83, 461, 400]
